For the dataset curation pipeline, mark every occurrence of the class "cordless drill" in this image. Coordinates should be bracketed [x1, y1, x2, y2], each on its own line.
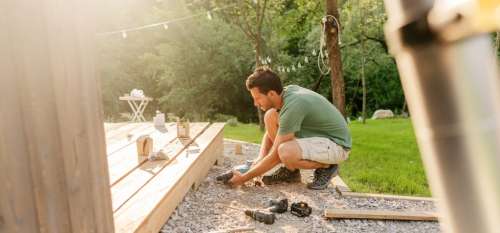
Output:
[216, 160, 253, 184]
[244, 209, 276, 225]
[223, 205, 276, 224]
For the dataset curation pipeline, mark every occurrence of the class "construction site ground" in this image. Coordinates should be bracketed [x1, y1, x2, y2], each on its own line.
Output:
[160, 140, 440, 233]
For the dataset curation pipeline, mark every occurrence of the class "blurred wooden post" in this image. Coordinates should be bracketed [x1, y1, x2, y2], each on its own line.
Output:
[0, 0, 114, 232]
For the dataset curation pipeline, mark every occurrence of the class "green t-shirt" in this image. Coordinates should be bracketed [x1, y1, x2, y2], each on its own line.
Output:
[278, 85, 352, 149]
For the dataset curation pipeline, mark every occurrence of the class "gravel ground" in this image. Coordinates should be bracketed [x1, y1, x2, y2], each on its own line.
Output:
[160, 140, 441, 233]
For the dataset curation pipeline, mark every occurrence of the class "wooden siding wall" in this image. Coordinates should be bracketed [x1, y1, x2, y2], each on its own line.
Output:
[0, 0, 114, 232]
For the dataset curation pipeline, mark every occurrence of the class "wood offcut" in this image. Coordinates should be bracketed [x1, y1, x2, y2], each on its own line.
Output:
[324, 209, 439, 221]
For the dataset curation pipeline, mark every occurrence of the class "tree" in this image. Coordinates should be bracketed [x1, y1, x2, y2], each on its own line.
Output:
[189, 0, 284, 129]
[360, 0, 367, 123]
[325, 0, 345, 116]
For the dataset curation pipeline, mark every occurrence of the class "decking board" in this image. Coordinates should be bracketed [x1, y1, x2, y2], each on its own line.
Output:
[110, 123, 210, 212]
[112, 123, 224, 233]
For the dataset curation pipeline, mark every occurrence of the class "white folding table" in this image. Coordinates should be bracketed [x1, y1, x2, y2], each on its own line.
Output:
[119, 96, 153, 122]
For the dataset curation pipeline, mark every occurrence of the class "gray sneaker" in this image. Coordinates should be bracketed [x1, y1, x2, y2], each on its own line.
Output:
[262, 167, 301, 185]
[307, 164, 339, 190]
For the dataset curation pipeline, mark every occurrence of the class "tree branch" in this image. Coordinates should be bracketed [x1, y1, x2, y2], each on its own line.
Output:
[364, 35, 388, 53]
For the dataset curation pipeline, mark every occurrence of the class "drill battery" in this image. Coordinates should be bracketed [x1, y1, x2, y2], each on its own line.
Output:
[290, 202, 312, 217]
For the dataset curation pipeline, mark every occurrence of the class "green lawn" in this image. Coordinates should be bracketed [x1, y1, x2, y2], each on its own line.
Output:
[223, 118, 430, 196]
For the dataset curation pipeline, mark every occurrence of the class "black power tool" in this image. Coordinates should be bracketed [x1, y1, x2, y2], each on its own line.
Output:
[268, 198, 288, 214]
[223, 205, 275, 224]
[290, 202, 312, 217]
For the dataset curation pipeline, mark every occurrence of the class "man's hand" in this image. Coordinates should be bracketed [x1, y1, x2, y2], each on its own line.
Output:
[228, 170, 246, 187]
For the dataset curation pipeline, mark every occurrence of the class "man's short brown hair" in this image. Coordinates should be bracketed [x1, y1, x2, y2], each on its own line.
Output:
[246, 67, 283, 95]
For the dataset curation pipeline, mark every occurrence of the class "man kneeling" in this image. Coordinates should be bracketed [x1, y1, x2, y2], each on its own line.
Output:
[229, 67, 352, 190]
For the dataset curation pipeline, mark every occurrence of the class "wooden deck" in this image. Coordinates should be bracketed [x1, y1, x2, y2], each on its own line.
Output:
[104, 122, 224, 233]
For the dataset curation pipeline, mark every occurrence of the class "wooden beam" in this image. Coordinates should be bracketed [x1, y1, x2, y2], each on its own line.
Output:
[105, 123, 145, 143]
[0, 0, 114, 232]
[113, 123, 224, 233]
[111, 123, 210, 211]
[332, 176, 351, 193]
[104, 122, 128, 132]
[341, 192, 435, 202]
[324, 208, 439, 221]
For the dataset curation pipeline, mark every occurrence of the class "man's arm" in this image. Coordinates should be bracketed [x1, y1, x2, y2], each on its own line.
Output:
[253, 131, 273, 165]
[229, 133, 295, 186]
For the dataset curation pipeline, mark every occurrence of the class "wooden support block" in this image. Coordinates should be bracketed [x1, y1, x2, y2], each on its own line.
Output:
[136, 135, 153, 157]
[332, 176, 351, 193]
[234, 143, 243, 155]
[113, 123, 224, 233]
[341, 192, 435, 202]
[324, 209, 439, 221]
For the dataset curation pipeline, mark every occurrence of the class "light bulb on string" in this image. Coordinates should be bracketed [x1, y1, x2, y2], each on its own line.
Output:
[121, 31, 127, 39]
[312, 49, 317, 56]
[267, 56, 271, 64]
[163, 24, 169, 30]
[207, 11, 213, 20]
[304, 56, 309, 63]
[287, 68, 290, 73]
[298, 62, 302, 68]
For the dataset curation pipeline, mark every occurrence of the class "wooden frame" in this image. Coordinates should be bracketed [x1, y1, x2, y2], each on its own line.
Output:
[332, 177, 435, 202]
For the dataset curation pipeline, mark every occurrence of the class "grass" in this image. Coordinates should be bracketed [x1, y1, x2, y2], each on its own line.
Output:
[223, 118, 431, 197]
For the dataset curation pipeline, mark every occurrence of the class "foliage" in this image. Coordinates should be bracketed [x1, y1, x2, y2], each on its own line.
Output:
[98, 0, 499, 122]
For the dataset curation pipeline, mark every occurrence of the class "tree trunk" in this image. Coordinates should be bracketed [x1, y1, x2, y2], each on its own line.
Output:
[361, 5, 367, 124]
[326, 0, 345, 116]
[255, 37, 265, 130]
[496, 32, 499, 55]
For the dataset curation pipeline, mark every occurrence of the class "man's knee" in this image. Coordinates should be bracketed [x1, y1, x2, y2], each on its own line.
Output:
[278, 142, 300, 168]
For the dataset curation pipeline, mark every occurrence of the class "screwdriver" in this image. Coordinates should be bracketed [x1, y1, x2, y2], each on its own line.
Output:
[223, 205, 276, 224]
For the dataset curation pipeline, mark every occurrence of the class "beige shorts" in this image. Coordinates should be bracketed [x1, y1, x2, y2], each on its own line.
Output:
[297, 137, 350, 164]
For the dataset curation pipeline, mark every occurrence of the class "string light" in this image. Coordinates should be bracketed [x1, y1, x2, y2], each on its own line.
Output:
[304, 56, 309, 63]
[121, 31, 127, 38]
[163, 24, 169, 30]
[97, 4, 238, 38]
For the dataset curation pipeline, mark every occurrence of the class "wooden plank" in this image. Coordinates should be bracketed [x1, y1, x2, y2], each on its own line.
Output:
[113, 123, 224, 233]
[324, 208, 439, 221]
[111, 122, 210, 211]
[106, 124, 159, 156]
[107, 123, 180, 185]
[341, 192, 435, 202]
[105, 123, 144, 142]
[1, 0, 114, 232]
[332, 176, 351, 193]
[105, 123, 152, 149]
[0, 38, 40, 232]
[104, 122, 128, 132]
